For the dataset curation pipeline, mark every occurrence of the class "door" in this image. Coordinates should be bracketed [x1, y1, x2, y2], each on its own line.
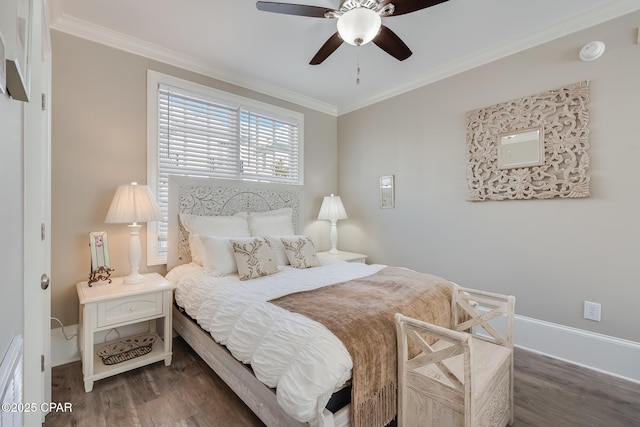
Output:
[23, 0, 52, 424]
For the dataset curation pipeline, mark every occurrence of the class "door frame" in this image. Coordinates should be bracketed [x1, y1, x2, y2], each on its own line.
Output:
[23, 0, 52, 424]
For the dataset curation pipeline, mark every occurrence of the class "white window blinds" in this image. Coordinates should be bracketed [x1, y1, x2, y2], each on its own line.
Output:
[239, 110, 300, 183]
[158, 86, 241, 181]
[148, 72, 303, 265]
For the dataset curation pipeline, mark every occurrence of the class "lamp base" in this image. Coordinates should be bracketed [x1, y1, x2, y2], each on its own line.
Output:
[124, 223, 144, 285]
[328, 220, 340, 256]
[123, 273, 145, 285]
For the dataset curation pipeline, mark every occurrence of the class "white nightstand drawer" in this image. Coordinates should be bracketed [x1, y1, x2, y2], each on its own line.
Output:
[97, 292, 163, 327]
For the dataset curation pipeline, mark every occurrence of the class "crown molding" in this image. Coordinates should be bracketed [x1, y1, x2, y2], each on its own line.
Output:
[50, 14, 338, 117]
[337, 0, 640, 115]
[50, 1, 640, 117]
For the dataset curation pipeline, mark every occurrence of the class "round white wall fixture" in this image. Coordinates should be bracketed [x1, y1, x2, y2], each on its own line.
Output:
[579, 41, 605, 61]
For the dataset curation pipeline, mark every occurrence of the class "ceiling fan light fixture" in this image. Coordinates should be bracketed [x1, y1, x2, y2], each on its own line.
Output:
[337, 7, 381, 46]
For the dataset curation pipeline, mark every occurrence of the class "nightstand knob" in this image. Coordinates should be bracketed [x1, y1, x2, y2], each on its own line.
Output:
[129, 307, 135, 312]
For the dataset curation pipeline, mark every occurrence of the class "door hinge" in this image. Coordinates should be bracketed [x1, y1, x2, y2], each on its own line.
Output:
[41, 354, 45, 372]
[41, 223, 46, 241]
[41, 93, 46, 111]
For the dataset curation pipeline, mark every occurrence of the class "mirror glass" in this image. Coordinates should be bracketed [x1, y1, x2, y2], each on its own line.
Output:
[498, 128, 544, 169]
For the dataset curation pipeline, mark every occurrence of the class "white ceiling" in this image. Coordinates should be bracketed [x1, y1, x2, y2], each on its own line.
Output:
[49, 0, 640, 115]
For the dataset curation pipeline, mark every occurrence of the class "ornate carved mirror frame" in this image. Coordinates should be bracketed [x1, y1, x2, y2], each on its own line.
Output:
[466, 81, 590, 201]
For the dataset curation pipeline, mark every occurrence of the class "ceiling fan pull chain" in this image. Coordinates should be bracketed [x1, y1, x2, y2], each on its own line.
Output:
[356, 46, 361, 85]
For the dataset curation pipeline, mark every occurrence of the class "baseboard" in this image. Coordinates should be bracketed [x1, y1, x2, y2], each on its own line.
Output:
[52, 316, 640, 383]
[51, 325, 80, 367]
[51, 323, 150, 367]
[512, 314, 640, 384]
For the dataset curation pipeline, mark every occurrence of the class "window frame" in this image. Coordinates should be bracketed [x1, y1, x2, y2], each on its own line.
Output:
[146, 70, 304, 265]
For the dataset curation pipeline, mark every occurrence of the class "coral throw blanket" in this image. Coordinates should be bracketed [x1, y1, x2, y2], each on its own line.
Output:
[270, 266, 454, 427]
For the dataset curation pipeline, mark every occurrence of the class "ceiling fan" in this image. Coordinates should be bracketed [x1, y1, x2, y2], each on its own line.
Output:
[256, 0, 450, 65]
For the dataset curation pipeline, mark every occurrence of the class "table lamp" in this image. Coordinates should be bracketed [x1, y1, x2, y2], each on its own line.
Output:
[105, 182, 162, 284]
[317, 194, 348, 255]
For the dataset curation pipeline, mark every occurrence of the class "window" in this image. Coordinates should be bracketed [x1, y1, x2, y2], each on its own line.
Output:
[147, 71, 304, 265]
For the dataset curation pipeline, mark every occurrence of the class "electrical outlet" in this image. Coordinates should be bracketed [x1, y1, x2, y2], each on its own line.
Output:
[584, 301, 601, 322]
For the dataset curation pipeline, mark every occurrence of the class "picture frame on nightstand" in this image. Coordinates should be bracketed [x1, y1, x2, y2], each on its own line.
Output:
[89, 231, 113, 285]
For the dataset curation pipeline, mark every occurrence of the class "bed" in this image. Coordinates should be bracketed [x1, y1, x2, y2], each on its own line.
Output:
[166, 176, 456, 427]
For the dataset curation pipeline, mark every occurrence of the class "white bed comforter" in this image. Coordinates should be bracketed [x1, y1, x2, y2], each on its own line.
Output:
[167, 261, 386, 427]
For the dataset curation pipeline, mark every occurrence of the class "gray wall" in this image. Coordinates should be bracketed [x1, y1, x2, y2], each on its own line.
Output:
[51, 11, 640, 343]
[0, 63, 25, 361]
[51, 31, 338, 326]
[337, 12, 640, 342]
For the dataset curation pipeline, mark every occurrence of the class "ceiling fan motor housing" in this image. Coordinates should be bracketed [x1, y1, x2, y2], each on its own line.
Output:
[338, 0, 380, 13]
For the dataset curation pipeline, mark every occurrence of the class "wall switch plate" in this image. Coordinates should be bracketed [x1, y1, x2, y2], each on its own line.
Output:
[584, 301, 601, 322]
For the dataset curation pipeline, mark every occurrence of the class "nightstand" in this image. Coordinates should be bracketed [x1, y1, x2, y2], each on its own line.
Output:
[317, 250, 368, 264]
[76, 272, 176, 392]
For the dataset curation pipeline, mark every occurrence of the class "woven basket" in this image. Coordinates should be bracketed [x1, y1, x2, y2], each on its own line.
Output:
[97, 334, 156, 365]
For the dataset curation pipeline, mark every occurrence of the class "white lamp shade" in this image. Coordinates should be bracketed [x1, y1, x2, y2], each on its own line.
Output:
[318, 194, 348, 221]
[337, 8, 381, 46]
[105, 182, 162, 224]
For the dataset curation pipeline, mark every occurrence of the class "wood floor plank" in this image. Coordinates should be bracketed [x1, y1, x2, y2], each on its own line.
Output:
[512, 349, 640, 427]
[45, 338, 639, 427]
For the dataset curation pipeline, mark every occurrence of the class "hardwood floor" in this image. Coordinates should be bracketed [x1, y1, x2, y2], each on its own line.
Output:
[44, 337, 639, 427]
[512, 350, 640, 427]
[45, 337, 263, 427]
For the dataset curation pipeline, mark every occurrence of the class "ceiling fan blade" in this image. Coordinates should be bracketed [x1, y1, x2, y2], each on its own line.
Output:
[256, 1, 334, 18]
[310, 32, 343, 65]
[379, 0, 449, 16]
[373, 25, 412, 61]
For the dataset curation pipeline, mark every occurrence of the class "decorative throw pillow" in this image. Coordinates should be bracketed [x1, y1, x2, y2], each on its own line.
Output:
[230, 237, 279, 280]
[281, 236, 321, 269]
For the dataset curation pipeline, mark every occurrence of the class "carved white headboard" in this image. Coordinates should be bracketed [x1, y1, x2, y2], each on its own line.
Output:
[167, 175, 303, 270]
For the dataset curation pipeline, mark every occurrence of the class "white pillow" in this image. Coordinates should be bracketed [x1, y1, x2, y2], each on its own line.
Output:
[188, 234, 205, 265]
[180, 214, 251, 237]
[230, 237, 279, 280]
[230, 208, 295, 236]
[281, 236, 321, 269]
[197, 235, 238, 276]
[248, 212, 294, 236]
[235, 208, 291, 219]
[180, 214, 251, 263]
[264, 236, 296, 266]
[232, 211, 250, 219]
